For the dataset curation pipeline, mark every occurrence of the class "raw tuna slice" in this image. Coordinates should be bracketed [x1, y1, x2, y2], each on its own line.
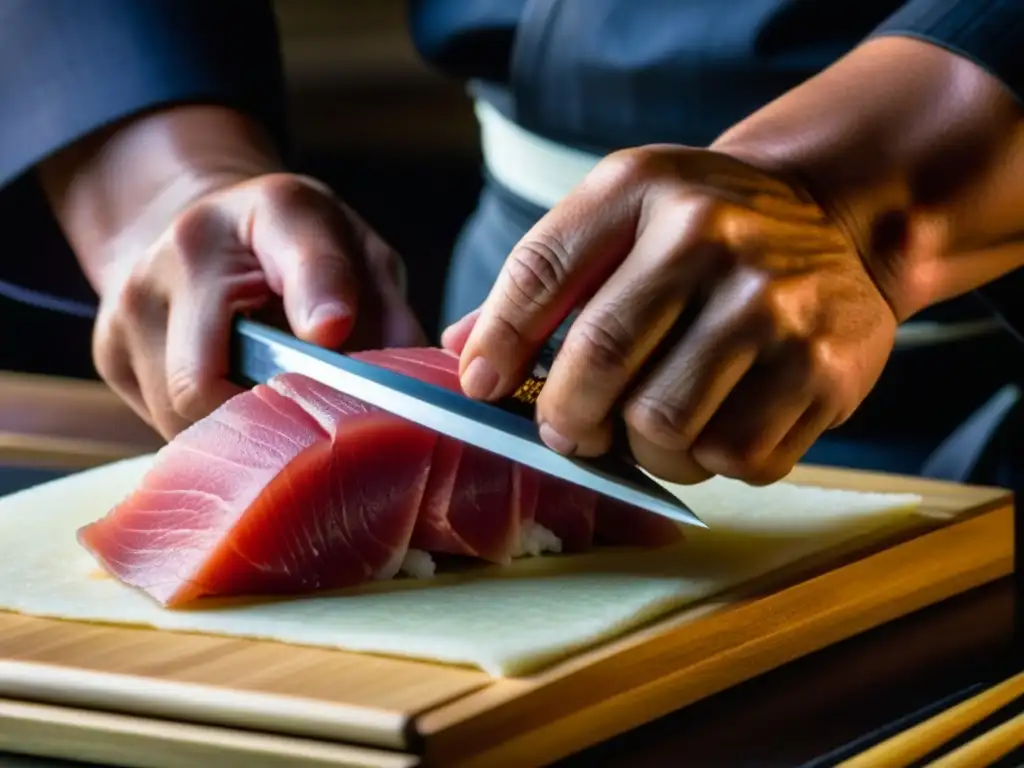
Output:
[534, 476, 598, 553]
[357, 348, 681, 554]
[77, 379, 437, 607]
[511, 465, 560, 557]
[594, 496, 685, 547]
[353, 348, 521, 564]
[79, 345, 682, 609]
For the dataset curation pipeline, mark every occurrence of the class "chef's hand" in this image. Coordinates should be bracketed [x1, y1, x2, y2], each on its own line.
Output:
[39, 107, 424, 440]
[446, 147, 897, 486]
[96, 174, 424, 438]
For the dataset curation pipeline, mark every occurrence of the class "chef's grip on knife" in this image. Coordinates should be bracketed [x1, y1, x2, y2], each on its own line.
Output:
[2, 0, 1024, 501]
[229, 316, 706, 527]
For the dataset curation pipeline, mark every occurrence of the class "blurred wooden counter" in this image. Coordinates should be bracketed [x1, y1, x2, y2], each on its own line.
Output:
[0, 372, 161, 472]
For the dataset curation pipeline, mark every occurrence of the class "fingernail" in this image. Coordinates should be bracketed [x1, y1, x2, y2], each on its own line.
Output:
[460, 356, 501, 399]
[307, 302, 351, 330]
[539, 422, 577, 455]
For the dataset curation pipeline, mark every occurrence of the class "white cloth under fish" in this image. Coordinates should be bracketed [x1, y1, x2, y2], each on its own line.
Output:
[0, 456, 922, 676]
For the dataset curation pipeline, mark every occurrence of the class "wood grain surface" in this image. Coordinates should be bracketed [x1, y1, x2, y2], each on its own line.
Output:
[0, 698, 420, 768]
[0, 372, 161, 470]
[0, 372, 1016, 767]
[838, 668, 1024, 767]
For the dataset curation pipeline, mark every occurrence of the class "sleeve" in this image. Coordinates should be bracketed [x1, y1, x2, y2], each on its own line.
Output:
[976, 271, 1024, 346]
[871, 0, 1024, 105]
[0, 0, 290, 190]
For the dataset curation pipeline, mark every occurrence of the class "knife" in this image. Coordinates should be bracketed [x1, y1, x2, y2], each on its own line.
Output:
[228, 318, 706, 529]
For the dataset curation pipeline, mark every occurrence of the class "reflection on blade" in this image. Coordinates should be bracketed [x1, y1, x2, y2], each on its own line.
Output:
[229, 319, 706, 529]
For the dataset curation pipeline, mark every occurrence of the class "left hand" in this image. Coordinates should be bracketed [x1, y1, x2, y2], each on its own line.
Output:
[443, 146, 899, 486]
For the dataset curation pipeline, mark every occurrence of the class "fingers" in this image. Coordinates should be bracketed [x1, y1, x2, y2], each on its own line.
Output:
[124, 300, 192, 439]
[241, 175, 362, 349]
[533, 198, 715, 456]
[623, 328, 839, 486]
[92, 172, 421, 439]
[766, 403, 836, 477]
[91, 263, 188, 438]
[619, 273, 765, 483]
[91, 310, 151, 431]
[690, 352, 818, 485]
[440, 308, 481, 354]
[458, 152, 654, 400]
[163, 271, 267, 428]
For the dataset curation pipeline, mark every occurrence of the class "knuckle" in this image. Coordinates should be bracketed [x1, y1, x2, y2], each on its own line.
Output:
[167, 204, 221, 260]
[114, 267, 156, 319]
[803, 337, 844, 392]
[90, 316, 136, 394]
[262, 173, 325, 210]
[698, 437, 782, 485]
[795, 337, 857, 416]
[165, 365, 209, 422]
[503, 239, 569, 311]
[624, 396, 691, 450]
[721, 445, 767, 479]
[90, 325, 121, 383]
[742, 275, 789, 333]
[594, 147, 659, 187]
[563, 313, 633, 375]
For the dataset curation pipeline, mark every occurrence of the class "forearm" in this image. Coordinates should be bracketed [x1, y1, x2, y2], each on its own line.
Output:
[0, 0, 286, 295]
[712, 35, 1024, 322]
[38, 106, 284, 296]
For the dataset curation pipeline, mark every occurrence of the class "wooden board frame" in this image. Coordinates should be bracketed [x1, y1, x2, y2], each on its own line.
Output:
[0, 466, 1013, 767]
[0, 373, 1016, 766]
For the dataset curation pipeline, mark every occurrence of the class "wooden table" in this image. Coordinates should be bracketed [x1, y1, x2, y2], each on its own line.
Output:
[0, 371, 1019, 767]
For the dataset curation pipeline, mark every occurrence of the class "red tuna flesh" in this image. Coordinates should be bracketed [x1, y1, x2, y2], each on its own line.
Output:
[354, 348, 682, 555]
[352, 348, 520, 564]
[78, 347, 683, 608]
[77, 378, 436, 607]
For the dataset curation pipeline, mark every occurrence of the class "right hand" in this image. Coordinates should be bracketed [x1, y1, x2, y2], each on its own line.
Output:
[93, 172, 425, 439]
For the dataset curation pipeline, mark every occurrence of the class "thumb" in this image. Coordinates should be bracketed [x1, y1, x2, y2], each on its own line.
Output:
[234, 176, 361, 349]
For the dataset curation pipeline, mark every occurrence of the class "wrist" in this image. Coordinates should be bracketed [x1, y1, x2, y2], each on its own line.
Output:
[711, 35, 1024, 322]
[38, 105, 284, 296]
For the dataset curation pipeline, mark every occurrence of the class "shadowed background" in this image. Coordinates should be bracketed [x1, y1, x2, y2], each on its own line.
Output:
[0, 0, 482, 380]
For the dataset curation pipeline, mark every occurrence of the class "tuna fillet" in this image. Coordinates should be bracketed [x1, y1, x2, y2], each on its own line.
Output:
[78, 347, 683, 608]
[77, 378, 437, 607]
[352, 348, 522, 564]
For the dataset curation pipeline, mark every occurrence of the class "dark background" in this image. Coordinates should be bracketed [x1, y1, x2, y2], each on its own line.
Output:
[0, 0, 483, 380]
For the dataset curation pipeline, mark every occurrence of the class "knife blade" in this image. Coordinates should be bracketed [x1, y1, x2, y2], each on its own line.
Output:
[228, 318, 706, 529]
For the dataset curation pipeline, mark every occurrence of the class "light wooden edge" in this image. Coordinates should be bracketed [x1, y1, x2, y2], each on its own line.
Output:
[785, 463, 1011, 504]
[0, 698, 419, 768]
[0, 661, 412, 752]
[415, 503, 1016, 766]
[0, 370, 109, 395]
[0, 432, 148, 471]
[928, 710, 1024, 768]
[838, 668, 1024, 768]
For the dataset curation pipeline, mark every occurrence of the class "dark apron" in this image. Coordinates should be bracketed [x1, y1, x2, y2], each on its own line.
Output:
[442, 173, 1024, 490]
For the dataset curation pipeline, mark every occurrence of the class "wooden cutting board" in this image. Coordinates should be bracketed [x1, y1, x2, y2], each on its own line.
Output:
[0, 460, 1013, 768]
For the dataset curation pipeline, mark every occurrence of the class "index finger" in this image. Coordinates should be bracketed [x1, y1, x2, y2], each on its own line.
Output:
[455, 153, 651, 400]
